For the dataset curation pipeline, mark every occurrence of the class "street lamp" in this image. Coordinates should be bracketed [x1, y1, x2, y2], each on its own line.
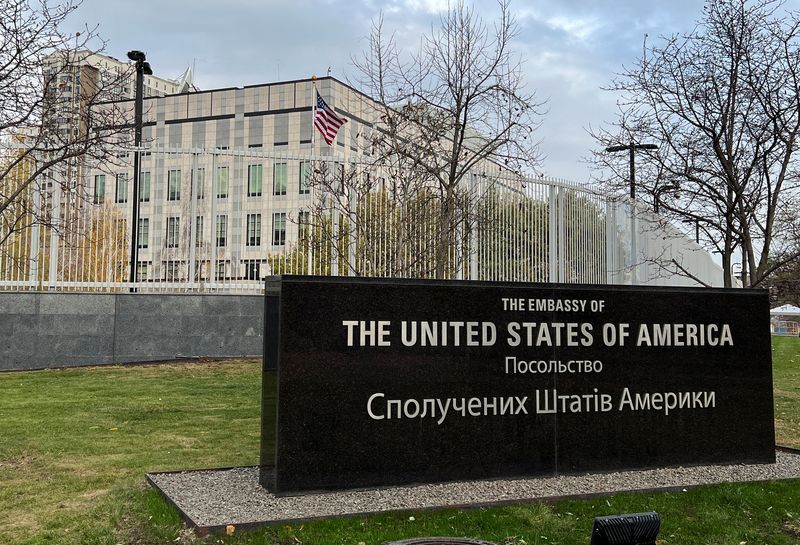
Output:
[605, 143, 658, 200]
[127, 50, 152, 290]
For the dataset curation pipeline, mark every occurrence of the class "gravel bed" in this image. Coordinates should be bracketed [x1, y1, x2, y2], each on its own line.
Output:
[148, 451, 800, 529]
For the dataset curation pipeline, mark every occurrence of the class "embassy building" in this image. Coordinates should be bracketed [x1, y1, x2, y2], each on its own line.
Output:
[67, 76, 722, 289]
[85, 76, 517, 286]
[86, 77, 393, 284]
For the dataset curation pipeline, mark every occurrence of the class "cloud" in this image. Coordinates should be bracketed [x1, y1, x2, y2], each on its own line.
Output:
[543, 15, 602, 42]
[63, 0, 800, 182]
[402, 0, 451, 14]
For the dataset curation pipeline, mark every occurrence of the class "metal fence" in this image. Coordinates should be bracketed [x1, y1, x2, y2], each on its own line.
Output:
[0, 146, 723, 292]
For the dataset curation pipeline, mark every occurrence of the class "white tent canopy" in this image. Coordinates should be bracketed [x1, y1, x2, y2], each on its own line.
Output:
[770, 304, 800, 316]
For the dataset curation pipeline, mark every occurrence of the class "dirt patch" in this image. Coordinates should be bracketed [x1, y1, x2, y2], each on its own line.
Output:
[55, 488, 111, 512]
[0, 454, 39, 471]
[81, 488, 110, 500]
[782, 520, 800, 538]
[0, 511, 42, 541]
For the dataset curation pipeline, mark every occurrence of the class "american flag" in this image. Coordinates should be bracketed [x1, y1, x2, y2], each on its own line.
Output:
[314, 92, 348, 145]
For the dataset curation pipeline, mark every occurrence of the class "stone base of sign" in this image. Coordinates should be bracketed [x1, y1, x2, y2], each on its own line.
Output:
[147, 449, 800, 535]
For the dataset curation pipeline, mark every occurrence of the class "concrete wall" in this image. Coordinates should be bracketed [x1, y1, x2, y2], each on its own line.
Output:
[0, 293, 263, 371]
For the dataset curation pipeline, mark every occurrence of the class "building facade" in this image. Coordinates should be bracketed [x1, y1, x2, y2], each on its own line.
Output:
[1, 76, 724, 290]
[87, 77, 449, 283]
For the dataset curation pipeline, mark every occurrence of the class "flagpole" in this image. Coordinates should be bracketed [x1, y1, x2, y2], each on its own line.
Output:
[309, 76, 318, 277]
[310, 76, 317, 150]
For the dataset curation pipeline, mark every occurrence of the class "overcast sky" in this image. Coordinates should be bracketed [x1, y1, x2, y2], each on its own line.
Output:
[66, 0, 800, 183]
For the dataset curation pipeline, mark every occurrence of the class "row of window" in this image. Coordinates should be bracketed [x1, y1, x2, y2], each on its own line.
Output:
[93, 162, 312, 204]
[136, 259, 265, 282]
[137, 212, 298, 249]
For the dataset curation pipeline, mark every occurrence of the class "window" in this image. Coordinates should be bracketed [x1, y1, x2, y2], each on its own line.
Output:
[136, 262, 148, 281]
[216, 214, 227, 247]
[167, 170, 181, 201]
[246, 213, 261, 246]
[139, 171, 151, 202]
[195, 216, 204, 247]
[336, 162, 345, 188]
[115, 173, 128, 203]
[244, 260, 261, 280]
[217, 166, 228, 198]
[273, 162, 287, 195]
[298, 210, 310, 239]
[93, 175, 105, 204]
[272, 212, 286, 246]
[166, 217, 180, 248]
[248, 164, 263, 197]
[165, 260, 180, 281]
[299, 161, 311, 195]
[216, 261, 226, 280]
[137, 218, 149, 249]
[192, 260, 205, 281]
[194, 168, 205, 199]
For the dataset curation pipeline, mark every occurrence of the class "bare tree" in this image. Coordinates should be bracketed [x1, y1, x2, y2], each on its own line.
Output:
[761, 199, 800, 298]
[592, 0, 800, 287]
[350, 0, 545, 278]
[0, 0, 131, 253]
[295, 160, 476, 278]
[763, 260, 800, 307]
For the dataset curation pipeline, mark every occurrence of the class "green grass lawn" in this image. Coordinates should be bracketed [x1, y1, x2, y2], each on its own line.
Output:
[0, 337, 799, 545]
[773, 336, 800, 449]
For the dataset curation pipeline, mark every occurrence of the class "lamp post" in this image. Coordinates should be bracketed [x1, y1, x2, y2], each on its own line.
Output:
[605, 143, 658, 200]
[605, 142, 657, 286]
[127, 50, 152, 290]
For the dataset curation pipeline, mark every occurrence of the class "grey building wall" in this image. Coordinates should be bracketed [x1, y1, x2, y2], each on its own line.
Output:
[0, 293, 263, 371]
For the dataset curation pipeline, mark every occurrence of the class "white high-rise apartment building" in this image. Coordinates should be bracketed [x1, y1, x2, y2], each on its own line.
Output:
[43, 50, 196, 140]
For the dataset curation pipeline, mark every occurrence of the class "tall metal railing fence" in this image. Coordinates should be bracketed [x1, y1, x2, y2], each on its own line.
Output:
[0, 146, 723, 292]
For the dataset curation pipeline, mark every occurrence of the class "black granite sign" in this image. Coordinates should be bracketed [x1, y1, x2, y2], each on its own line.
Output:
[260, 276, 775, 494]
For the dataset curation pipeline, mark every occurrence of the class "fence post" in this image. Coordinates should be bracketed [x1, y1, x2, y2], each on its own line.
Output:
[605, 200, 614, 284]
[630, 201, 638, 285]
[548, 185, 557, 282]
[188, 152, 198, 288]
[331, 186, 339, 276]
[29, 168, 41, 287]
[348, 176, 356, 276]
[467, 173, 477, 281]
[48, 179, 60, 288]
[559, 187, 567, 282]
[210, 150, 218, 288]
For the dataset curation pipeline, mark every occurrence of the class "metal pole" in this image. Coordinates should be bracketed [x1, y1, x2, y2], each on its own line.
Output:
[129, 61, 144, 289]
[606, 143, 656, 202]
[629, 145, 635, 200]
